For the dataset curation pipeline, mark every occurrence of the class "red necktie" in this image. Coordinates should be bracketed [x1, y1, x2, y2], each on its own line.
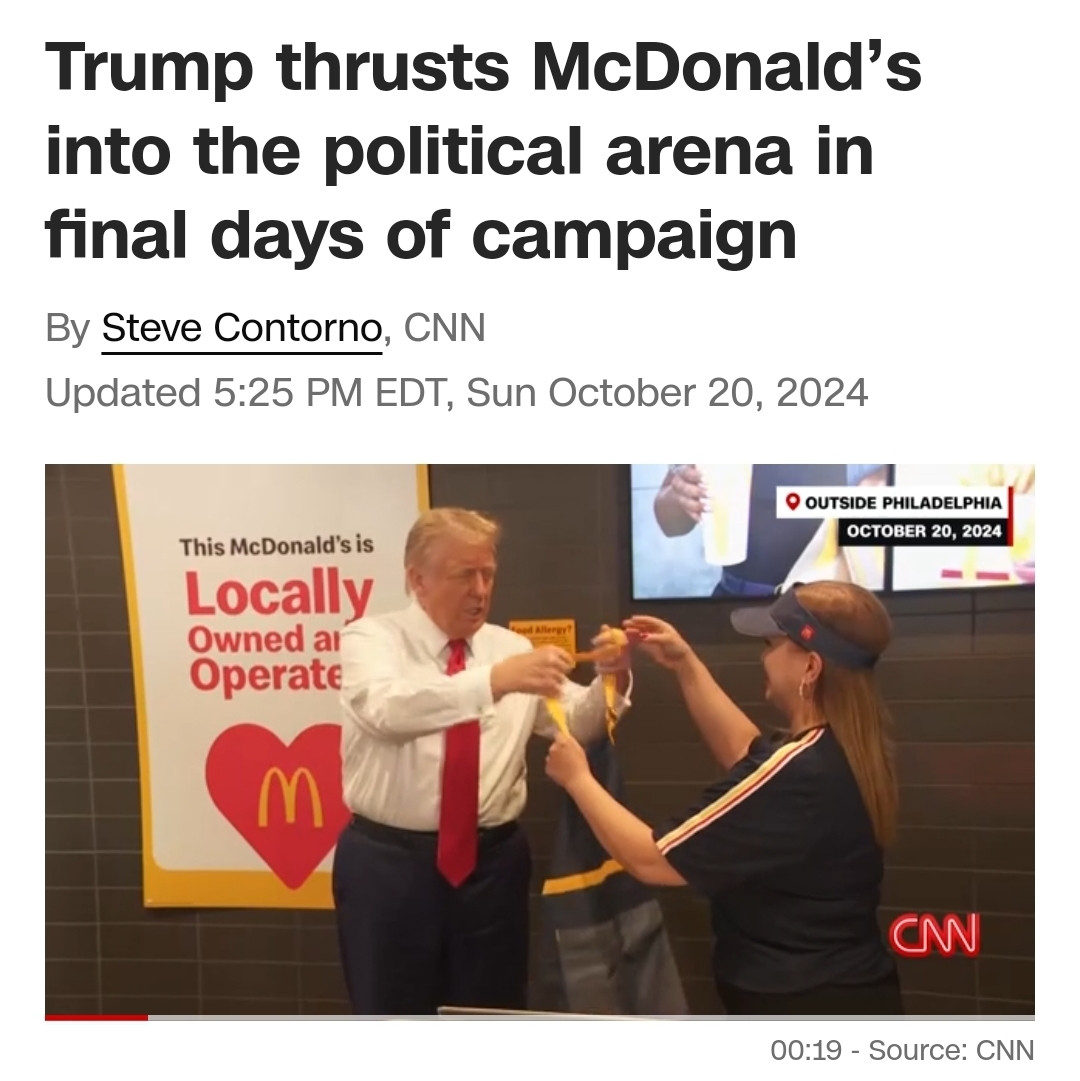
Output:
[436, 639, 480, 886]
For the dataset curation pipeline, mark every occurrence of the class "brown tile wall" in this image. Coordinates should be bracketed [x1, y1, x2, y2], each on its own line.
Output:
[45, 464, 1035, 1015]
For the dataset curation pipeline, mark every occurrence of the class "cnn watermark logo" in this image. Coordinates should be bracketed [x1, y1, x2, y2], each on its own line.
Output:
[889, 913, 981, 957]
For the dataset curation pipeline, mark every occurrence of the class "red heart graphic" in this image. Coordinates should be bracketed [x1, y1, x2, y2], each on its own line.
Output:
[205, 723, 350, 890]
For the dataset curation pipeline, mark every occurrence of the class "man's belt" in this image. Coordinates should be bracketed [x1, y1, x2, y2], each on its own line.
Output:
[349, 813, 517, 851]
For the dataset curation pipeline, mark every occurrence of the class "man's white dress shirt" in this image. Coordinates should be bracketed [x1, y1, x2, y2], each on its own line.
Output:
[339, 600, 633, 830]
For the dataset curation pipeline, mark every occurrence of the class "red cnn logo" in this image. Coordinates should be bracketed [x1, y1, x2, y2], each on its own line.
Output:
[889, 913, 981, 957]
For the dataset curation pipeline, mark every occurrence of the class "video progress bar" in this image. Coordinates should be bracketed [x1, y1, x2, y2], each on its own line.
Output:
[99, 351, 383, 356]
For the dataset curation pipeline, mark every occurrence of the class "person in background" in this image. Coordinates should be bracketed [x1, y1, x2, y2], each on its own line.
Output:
[654, 464, 889, 596]
[334, 507, 632, 1015]
[545, 580, 904, 1015]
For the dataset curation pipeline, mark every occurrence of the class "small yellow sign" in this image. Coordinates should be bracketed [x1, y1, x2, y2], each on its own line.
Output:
[509, 618, 577, 656]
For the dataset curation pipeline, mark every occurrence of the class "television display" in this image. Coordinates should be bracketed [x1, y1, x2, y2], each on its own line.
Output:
[629, 464, 1035, 600]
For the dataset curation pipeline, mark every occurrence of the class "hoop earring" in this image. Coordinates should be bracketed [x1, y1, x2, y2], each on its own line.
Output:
[798, 678, 809, 701]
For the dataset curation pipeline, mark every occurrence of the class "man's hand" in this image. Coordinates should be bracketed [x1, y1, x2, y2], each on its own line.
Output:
[545, 730, 590, 791]
[654, 465, 710, 536]
[591, 624, 630, 674]
[491, 645, 573, 700]
[667, 465, 707, 521]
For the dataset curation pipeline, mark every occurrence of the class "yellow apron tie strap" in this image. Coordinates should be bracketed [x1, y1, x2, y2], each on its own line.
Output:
[603, 670, 618, 742]
[545, 697, 570, 737]
[545, 625, 627, 743]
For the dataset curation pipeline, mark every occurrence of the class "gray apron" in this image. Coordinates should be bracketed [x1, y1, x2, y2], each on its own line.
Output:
[533, 738, 688, 1015]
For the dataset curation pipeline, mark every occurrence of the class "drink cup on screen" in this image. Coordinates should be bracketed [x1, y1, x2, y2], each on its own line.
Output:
[699, 465, 752, 567]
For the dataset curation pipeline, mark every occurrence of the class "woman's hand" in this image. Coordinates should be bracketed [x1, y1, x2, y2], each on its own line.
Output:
[545, 730, 590, 791]
[622, 615, 694, 670]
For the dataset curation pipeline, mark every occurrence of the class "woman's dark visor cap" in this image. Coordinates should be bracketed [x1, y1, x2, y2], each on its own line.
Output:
[730, 587, 879, 669]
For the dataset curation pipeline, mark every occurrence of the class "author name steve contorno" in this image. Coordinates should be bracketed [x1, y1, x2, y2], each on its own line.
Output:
[101, 311, 383, 345]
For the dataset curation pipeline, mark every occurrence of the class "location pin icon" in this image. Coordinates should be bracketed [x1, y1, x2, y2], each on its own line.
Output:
[786, 492, 801, 511]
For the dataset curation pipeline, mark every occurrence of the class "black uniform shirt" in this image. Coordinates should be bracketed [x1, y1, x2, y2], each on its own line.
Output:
[652, 725, 895, 994]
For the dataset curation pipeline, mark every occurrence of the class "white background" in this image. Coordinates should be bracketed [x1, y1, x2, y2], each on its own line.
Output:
[14, 0, 1070, 1072]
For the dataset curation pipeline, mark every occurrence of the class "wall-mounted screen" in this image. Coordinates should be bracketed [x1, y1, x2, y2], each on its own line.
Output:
[629, 464, 1035, 600]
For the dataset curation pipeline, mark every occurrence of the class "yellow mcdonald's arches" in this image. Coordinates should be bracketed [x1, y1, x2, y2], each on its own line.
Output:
[257, 766, 324, 828]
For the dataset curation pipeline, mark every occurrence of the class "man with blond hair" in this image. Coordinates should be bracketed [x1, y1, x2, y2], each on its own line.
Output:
[333, 506, 632, 1015]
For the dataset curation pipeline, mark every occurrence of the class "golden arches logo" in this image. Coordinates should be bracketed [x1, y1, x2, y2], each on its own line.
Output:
[257, 767, 324, 829]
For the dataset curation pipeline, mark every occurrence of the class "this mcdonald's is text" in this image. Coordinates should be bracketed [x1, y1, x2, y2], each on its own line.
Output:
[888, 913, 981, 957]
[258, 766, 325, 829]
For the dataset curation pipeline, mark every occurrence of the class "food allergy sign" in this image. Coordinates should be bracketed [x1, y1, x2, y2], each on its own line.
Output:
[509, 618, 577, 656]
[114, 464, 428, 908]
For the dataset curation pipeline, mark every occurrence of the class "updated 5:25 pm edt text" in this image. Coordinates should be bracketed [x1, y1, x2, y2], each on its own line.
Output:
[44, 374, 870, 412]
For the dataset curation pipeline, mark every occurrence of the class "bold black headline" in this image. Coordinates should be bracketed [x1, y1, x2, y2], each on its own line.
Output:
[43, 40, 923, 272]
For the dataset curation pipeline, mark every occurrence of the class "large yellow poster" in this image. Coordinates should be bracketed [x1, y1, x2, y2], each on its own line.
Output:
[115, 464, 429, 908]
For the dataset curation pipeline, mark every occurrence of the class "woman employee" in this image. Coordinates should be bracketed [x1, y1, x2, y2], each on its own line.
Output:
[545, 580, 903, 1015]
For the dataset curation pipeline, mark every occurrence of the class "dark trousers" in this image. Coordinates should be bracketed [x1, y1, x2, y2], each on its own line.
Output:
[716, 970, 904, 1016]
[332, 815, 531, 1015]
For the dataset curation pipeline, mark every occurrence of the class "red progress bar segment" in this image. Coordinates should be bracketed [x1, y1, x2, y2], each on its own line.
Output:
[1008, 485, 1014, 547]
[46, 1015, 148, 1021]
